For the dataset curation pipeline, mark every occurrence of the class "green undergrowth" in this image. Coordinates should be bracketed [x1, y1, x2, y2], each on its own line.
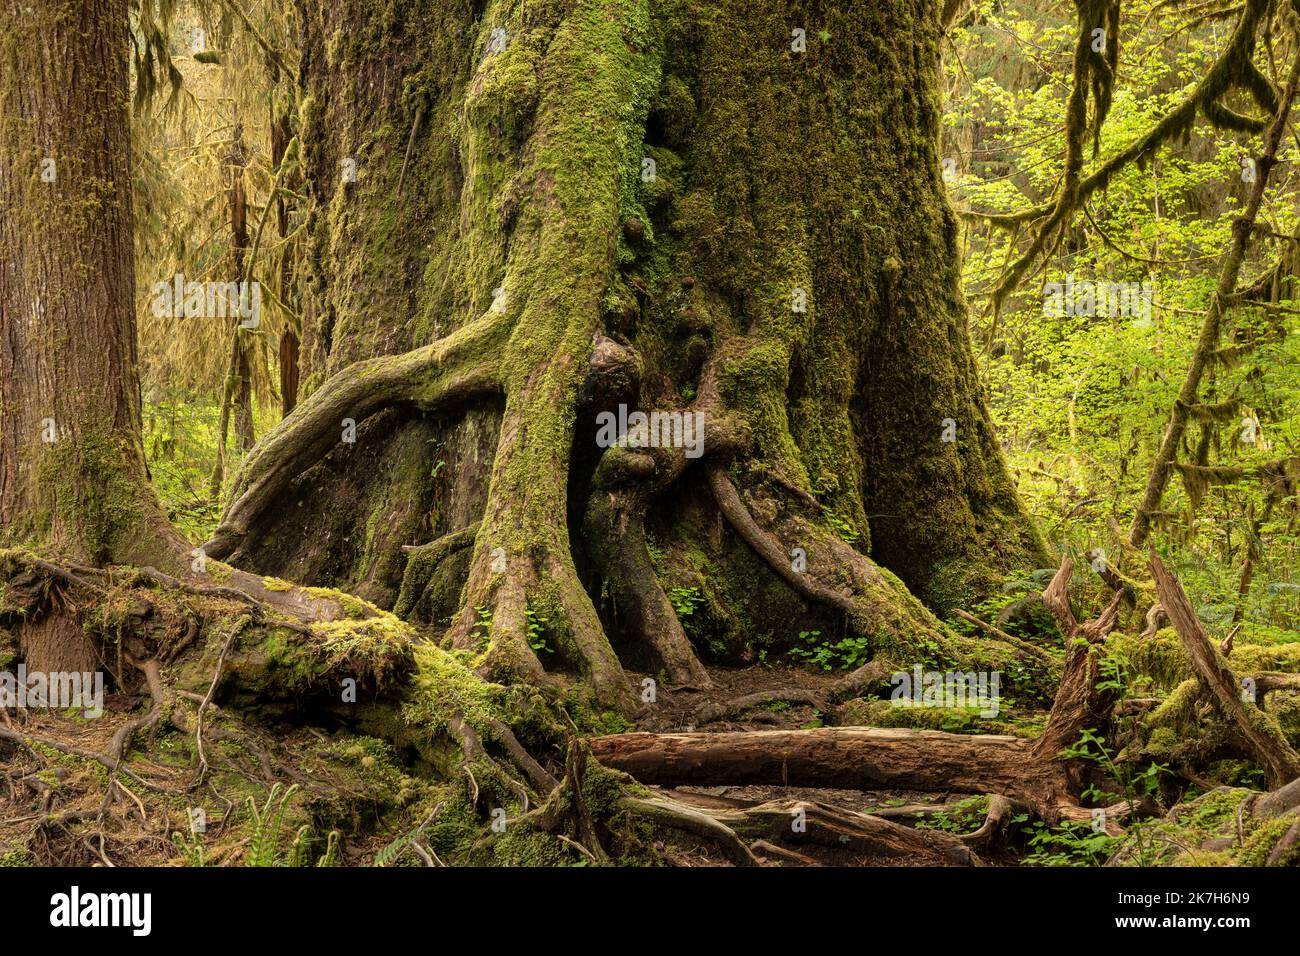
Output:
[1109, 787, 1298, 867]
[1108, 628, 1300, 693]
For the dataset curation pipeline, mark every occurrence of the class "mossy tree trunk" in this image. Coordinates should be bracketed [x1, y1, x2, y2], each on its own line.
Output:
[0, 0, 186, 670]
[0, 0, 182, 565]
[209, 0, 1049, 714]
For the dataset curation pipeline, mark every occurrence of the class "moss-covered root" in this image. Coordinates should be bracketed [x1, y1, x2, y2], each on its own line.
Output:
[444, 523, 637, 715]
[705, 465, 1056, 694]
[204, 316, 506, 561]
[393, 521, 481, 621]
[584, 431, 713, 688]
[1109, 785, 1300, 867]
[405, 649, 691, 865]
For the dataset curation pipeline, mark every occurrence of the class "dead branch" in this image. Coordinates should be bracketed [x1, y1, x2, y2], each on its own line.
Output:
[1150, 551, 1300, 787]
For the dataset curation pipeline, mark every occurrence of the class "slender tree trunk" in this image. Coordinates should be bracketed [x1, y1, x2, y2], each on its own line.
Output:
[229, 122, 256, 454]
[272, 106, 300, 417]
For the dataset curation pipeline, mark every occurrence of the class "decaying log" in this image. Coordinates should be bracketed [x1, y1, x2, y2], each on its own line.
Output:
[593, 725, 1038, 793]
[590, 725, 1087, 823]
[1029, 556, 1123, 759]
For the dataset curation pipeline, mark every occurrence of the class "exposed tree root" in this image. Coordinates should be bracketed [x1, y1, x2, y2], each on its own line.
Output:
[705, 465, 1058, 692]
[707, 799, 982, 866]
[585, 444, 711, 688]
[202, 314, 508, 562]
[750, 840, 821, 866]
[958, 794, 1016, 848]
[620, 794, 760, 866]
[692, 689, 828, 727]
[6, 544, 803, 866]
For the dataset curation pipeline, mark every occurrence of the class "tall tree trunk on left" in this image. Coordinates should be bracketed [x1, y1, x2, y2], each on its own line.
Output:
[0, 0, 185, 669]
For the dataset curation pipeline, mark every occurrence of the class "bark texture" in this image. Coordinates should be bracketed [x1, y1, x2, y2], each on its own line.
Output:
[0, 0, 177, 566]
[207, 0, 1050, 714]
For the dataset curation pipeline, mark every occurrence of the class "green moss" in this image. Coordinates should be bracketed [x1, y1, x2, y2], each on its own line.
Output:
[1237, 814, 1299, 866]
[403, 643, 503, 733]
[0, 847, 34, 867]
[13, 429, 157, 565]
[1109, 629, 1300, 699]
[1271, 692, 1300, 748]
[483, 824, 571, 866]
[179, 609, 415, 711]
[1110, 786, 1300, 867]
[1111, 787, 1255, 866]
[839, 697, 1036, 737]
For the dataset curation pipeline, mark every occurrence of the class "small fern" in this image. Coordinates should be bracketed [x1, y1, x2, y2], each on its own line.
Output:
[172, 830, 206, 867]
[245, 783, 299, 867]
[286, 825, 342, 867]
[286, 825, 313, 868]
[316, 830, 341, 867]
[373, 832, 414, 867]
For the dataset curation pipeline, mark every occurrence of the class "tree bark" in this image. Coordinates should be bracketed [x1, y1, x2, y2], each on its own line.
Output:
[0, 0, 186, 672]
[211, 0, 1050, 712]
[0, 0, 179, 565]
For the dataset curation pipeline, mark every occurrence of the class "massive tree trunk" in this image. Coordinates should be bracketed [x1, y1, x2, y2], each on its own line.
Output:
[0, 0, 186, 671]
[206, 0, 1048, 714]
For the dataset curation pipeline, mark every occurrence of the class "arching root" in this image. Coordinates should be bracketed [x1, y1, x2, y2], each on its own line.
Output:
[584, 440, 711, 688]
[203, 314, 507, 561]
[705, 464, 1059, 695]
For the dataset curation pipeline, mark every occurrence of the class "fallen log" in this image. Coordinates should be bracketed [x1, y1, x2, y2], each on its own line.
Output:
[593, 725, 1033, 791]
[594, 555, 1126, 825]
[590, 725, 1087, 822]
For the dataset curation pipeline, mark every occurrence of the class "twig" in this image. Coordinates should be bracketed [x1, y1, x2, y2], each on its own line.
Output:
[193, 615, 251, 788]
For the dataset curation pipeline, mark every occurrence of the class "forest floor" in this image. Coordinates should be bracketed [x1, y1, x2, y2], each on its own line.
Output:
[5, 557, 1294, 870]
[628, 664, 835, 732]
[0, 661, 1036, 867]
